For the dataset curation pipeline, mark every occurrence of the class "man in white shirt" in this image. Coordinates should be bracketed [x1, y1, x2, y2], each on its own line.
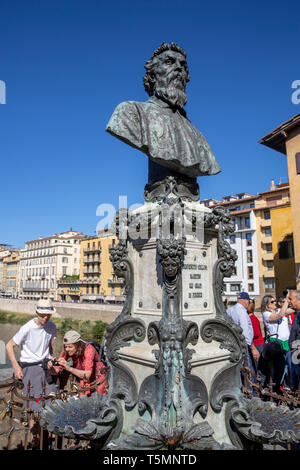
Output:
[6, 298, 57, 447]
[227, 292, 260, 380]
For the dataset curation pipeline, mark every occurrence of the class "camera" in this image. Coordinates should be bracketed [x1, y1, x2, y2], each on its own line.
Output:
[52, 359, 60, 366]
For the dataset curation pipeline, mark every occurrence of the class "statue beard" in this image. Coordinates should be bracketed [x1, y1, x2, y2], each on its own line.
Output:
[154, 71, 187, 109]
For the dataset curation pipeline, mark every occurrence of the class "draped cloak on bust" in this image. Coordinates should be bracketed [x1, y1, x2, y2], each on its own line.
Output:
[106, 96, 221, 179]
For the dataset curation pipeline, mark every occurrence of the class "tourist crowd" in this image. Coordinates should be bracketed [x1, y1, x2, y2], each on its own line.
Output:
[227, 290, 300, 394]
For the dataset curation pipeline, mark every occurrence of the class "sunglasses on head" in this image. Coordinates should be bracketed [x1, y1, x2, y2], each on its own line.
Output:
[269, 300, 276, 303]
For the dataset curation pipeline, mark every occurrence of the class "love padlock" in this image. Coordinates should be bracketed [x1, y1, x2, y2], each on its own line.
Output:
[0, 409, 7, 421]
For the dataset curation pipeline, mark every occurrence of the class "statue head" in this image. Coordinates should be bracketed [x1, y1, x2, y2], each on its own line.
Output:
[143, 42, 190, 109]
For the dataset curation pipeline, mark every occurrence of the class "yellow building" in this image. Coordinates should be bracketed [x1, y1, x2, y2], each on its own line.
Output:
[58, 232, 125, 303]
[79, 236, 102, 302]
[271, 204, 295, 297]
[0, 247, 12, 293]
[260, 114, 300, 289]
[254, 182, 295, 301]
[57, 275, 81, 302]
[95, 235, 125, 304]
[2, 251, 20, 298]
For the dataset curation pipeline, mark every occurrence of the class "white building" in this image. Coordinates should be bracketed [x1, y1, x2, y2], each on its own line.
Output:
[18, 228, 83, 300]
[202, 193, 261, 305]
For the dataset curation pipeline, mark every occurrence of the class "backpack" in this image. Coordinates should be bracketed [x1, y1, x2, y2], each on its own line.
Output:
[85, 340, 108, 366]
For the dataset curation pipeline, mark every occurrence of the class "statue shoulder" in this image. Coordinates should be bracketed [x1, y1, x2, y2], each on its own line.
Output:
[106, 100, 144, 129]
[110, 100, 145, 116]
[106, 100, 147, 149]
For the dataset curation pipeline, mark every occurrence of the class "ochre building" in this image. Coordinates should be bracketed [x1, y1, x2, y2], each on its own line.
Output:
[58, 233, 125, 303]
[260, 113, 300, 289]
[254, 183, 295, 301]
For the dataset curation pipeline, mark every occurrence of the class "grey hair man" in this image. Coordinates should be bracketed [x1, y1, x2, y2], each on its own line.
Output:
[106, 42, 221, 185]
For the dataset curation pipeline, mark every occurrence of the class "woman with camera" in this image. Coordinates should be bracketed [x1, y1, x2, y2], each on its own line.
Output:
[48, 330, 108, 396]
[260, 294, 291, 393]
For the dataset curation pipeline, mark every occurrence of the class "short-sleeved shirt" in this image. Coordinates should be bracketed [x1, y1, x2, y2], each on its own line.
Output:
[227, 303, 254, 346]
[262, 310, 290, 342]
[13, 318, 56, 363]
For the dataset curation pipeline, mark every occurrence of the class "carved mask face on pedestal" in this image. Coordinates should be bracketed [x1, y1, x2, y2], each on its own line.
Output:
[153, 50, 189, 109]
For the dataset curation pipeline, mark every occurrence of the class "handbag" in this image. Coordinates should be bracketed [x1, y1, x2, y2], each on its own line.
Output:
[261, 323, 283, 361]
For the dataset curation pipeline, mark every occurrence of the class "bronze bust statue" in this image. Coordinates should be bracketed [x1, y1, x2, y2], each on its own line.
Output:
[106, 42, 221, 188]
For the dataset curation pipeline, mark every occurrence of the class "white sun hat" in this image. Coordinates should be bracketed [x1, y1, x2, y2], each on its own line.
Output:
[36, 298, 56, 315]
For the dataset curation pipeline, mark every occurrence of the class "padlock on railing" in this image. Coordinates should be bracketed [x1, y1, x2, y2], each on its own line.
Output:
[0, 408, 7, 421]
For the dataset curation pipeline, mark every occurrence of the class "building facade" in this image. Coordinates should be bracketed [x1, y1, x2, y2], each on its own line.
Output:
[202, 181, 296, 306]
[57, 232, 125, 303]
[19, 229, 83, 300]
[260, 113, 300, 289]
[254, 183, 295, 301]
[0, 248, 12, 294]
[202, 193, 260, 305]
[78, 233, 125, 304]
[1, 250, 20, 298]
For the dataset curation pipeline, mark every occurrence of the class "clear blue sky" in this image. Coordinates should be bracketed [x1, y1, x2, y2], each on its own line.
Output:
[1, 0, 299, 248]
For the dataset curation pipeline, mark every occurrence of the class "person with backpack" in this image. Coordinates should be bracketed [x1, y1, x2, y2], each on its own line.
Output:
[260, 294, 291, 393]
[48, 330, 108, 396]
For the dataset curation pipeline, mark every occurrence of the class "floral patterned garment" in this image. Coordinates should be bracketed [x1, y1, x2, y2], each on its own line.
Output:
[56, 344, 108, 396]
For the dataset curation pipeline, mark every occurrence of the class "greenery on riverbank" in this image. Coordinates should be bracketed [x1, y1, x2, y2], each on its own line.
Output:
[0, 310, 108, 343]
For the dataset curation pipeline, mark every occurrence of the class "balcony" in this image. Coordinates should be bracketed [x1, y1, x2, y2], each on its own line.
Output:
[83, 268, 101, 275]
[23, 286, 49, 292]
[263, 269, 275, 277]
[261, 236, 272, 244]
[262, 252, 274, 261]
[83, 248, 101, 255]
[83, 257, 101, 263]
[261, 219, 271, 228]
[108, 278, 125, 286]
[58, 276, 81, 285]
[83, 279, 101, 285]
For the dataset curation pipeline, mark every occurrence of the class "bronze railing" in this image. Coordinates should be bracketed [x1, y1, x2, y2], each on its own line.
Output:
[0, 370, 109, 450]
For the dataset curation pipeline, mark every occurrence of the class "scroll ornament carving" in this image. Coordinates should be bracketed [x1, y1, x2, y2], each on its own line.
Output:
[144, 175, 200, 204]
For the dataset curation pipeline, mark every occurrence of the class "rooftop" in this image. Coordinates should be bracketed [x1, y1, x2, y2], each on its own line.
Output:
[259, 113, 300, 154]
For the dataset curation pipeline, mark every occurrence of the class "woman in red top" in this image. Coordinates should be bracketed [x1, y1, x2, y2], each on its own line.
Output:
[48, 330, 108, 396]
[247, 300, 266, 384]
[247, 299, 264, 353]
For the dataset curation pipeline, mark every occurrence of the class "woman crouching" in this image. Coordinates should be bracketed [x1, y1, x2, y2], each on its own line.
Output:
[48, 330, 108, 396]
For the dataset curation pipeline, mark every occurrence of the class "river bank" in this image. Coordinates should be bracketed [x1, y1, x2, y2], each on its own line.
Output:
[0, 298, 121, 324]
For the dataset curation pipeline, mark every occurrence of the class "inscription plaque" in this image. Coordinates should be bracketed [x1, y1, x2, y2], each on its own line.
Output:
[182, 245, 211, 313]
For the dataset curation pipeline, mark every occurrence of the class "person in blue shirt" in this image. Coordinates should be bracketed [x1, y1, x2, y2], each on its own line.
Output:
[227, 292, 260, 384]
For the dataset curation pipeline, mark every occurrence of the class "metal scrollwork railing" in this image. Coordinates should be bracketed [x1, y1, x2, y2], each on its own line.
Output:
[0, 368, 109, 451]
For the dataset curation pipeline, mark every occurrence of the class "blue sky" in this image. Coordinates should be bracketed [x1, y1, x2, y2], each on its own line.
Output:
[0, 0, 299, 248]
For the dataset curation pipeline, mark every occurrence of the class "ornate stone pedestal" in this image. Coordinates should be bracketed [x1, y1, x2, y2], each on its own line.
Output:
[40, 180, 300, 450]
[102, 182, 245, 450]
